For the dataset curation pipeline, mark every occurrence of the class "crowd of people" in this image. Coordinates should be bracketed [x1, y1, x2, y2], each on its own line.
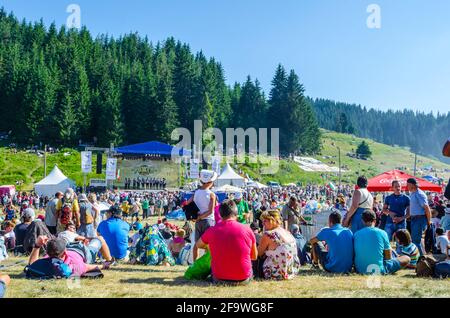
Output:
[123, 177, 167, 190]
[0, 171, 449, 297]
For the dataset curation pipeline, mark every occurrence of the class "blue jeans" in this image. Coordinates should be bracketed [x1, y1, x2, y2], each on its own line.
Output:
[78, 223, 96, 238]
[384, 258, 402, 274]
[85, 238, 102, 264]
[411, 216, 427, 256]
[384, 221, 406, 241]
[350, 208, 367, 234]
[0, 280, 6, 298]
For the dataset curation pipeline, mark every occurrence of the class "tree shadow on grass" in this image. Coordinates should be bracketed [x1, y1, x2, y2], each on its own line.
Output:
[108, 267, 185, 274]
[119, 276, 213, 288]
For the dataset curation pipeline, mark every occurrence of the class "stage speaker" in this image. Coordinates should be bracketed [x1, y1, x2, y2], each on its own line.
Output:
[96, 153, 102, 174]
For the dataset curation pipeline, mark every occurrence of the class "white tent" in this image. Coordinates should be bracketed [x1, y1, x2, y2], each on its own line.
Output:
[34, 166, 76, 197]
[246, 181, 268, 189]
[214, 184, 244, 193]
[216, 163, 245, 187]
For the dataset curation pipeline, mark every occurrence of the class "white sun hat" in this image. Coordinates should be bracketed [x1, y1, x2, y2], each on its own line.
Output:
[199, 169, 218, 184]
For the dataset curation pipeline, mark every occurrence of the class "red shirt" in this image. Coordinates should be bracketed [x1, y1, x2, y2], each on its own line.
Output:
[201, 219, 255, 281]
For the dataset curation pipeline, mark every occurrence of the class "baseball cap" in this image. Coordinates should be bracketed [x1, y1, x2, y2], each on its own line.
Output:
[406, 178, 418, 186]
[22, 208, 35, 219]
[78, 193, 88, 202]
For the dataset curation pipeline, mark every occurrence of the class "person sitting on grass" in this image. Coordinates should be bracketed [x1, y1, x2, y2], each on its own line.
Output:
[354, 210, 410, 275]
[0, 273, 10, 298]
[309, 211, 354, 273]
[393, 229, 419, 269]
[58, 221, 114, 264]
[97, 205, 130, 262]
[2, 221, 16, 251]
[14, 208, 34, 254]
[434, 228, 450, 262]
[169, 229, 186, 259]
[27, 236, 111, 278]
[196, 199, 257, 285]
[258, 210, 300, 280]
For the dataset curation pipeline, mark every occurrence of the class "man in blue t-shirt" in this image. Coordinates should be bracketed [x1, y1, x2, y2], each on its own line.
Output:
[310, 211, 354, 273]
[354, 210, 410, 275]
[383, 180, 410, 241]
[97, 205, 130, 261]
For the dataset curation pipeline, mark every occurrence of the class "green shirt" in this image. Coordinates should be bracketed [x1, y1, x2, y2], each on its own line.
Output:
[235, 200, 250, 224]
[141, 200, 149, 209]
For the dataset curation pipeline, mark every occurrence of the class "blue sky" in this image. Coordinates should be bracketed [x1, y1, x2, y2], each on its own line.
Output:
[2, 0, 450, 113]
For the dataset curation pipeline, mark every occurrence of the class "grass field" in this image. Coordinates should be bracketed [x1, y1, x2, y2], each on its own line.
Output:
[2, 257, 450, 298]
[0, 130, 449, 189]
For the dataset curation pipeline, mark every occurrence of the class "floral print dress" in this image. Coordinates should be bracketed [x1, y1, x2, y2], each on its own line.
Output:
[263, 229, 300, 280]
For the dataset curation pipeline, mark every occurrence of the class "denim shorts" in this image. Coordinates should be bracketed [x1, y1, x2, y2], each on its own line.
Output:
[85, 238, 102, 264]
[195, 218, 215, 242]
[0, 280, 6, 298]
[384, 258, 401, 274]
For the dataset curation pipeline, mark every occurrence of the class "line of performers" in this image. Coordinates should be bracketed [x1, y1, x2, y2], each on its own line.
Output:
[123, 177, 167, 190]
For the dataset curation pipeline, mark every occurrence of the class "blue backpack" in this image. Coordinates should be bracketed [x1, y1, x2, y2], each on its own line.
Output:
[24, 258, 72, 279]
[434, 261, 450, 279]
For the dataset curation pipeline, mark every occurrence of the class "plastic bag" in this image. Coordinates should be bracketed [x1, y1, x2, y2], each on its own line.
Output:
[184, 251, 211, 280]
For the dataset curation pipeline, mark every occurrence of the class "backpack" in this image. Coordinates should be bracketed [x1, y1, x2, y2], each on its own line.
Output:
[23, 221, 55, 254]
[416, 255, 438, 277]
[79, 202, 94, 225]
[130, 225, 175, 266]
[424, 223, 437, 254]
[182, 201, 199, 221]
[434, 261, 450, 278]
[60, 198, 73, 225]
[177, 243, 193, 265]
[24, 258, 72, 279]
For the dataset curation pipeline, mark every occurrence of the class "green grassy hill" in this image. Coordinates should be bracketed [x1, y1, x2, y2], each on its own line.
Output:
[1, 130, 448, 190]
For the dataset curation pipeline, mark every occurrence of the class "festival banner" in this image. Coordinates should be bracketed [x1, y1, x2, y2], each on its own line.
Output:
[106, 158, 118, 180]
[81, 151, 92, 173]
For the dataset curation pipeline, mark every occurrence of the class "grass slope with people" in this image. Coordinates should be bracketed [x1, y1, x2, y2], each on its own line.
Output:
[0, 130, 449, 190]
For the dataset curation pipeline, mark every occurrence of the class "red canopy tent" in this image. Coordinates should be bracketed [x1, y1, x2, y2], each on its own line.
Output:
[366, 170, 443, 193]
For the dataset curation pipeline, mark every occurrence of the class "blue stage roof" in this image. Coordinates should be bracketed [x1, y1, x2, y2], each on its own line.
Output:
[115, 141, 190, 156]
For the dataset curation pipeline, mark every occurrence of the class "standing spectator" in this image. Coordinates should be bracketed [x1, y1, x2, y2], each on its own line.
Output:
[383, 180, 410, 241]
[196, 200, 257, 285]
[78, 194, 97, 238]
[406, 178, 432, 255]
[55, 188, 80, 233]
[188, 170, 217, 261]
[141, 196, 149, 219]
[281, 197, 307, 231]
[343, 176, 374, 233]
[45, 192, 63, 235]
[234, 192, 250, 224]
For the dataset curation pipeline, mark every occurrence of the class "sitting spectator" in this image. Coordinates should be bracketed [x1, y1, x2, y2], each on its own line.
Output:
[132, 218, 143, 231]
[291, 224, 310, 266]
[14, 208, 34, 254]
[309, 212, 353, 273]
[27, 236, 110, 278]
[434, 228, 449, 262]
[97, 205, 130, 261]
[431, 209, 441, 230]
[394, 229, 419, 269]
[354, 210, 410, 275]
[2, 221, 16, 251]
[196, 200, 257, 285]
[258, 210, 300, 280]
[250, 221, 262, 245]
[441, 205, 450, 231]
[0, 273, 9, 298]
[169, 229, 186, 259]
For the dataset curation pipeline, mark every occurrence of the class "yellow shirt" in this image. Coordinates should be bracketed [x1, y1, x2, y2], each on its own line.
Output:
[121, 202, 129, 214]
[56, 198, 80, 213]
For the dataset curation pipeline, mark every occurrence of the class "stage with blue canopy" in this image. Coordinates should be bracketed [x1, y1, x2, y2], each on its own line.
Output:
[115, 141, 190, 157]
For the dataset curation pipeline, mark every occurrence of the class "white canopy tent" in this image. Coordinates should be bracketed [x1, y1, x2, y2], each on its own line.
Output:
[246, 181, 268, 189]
[216, 163, 245, 187]
[214, 184, 244, 193]
[34, 166, 76, 198]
